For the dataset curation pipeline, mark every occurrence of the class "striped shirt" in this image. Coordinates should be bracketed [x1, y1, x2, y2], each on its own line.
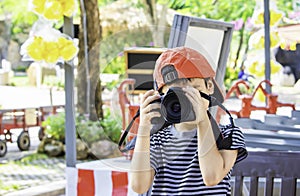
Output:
[149, 124, 247, 195]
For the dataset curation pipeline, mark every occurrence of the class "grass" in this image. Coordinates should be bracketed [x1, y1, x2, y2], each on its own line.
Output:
[16, 153, 49, 165]
[0, 179, 21, 192]
[9, 75, 29, 87]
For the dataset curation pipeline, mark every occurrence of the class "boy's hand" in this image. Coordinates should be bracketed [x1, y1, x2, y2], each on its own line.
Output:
[139, 90, 161, 132]
[183, 86, 209, 124]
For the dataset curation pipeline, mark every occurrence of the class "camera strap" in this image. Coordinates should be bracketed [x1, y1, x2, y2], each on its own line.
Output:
[200, 92, 235, 128]
[207, 111, 233, 149]
[118, 109, 140, 152]
[201, 92, 235, 149]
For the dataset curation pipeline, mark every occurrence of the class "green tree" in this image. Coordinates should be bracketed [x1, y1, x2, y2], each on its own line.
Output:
[0, 0, 37, 37]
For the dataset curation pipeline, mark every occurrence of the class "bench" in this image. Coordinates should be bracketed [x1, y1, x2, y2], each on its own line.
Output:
[231, 151, 300, 196]
[234, 111, 300, 151]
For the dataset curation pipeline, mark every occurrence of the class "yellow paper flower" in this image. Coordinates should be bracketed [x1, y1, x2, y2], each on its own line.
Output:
[30, 0, 76, 20]
[247, 61, 258, 74]
[279, 42, 286, 49]
[32, 0, 46, 14]
[255, 65, 265, 77]
[43, 41, 60, 63]
[27, 37, 45, 61]
[58, 37, 78, 61]
[252, 36, 265, 49]
[270, 32, 280, 48]
[43, 0, 64, 20]
[270, 60, 281, 74]
[290, 42, 297, 51]
[255, 12, 264, 25]
[270, 10, 283, 26]
[249, 30, 280, 50]
[247, 59, 281, 77]
[25, 36, 77, 63]
[254, 88, 266, 102]
[60, 0, 76, 17]
[279, 41, 298, 51]
[254, 9, 283, 26]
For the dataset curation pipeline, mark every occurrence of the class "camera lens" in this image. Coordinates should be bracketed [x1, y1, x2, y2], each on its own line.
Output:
[149, 87, 197, 126]
[161, 99, 181, 123]
[171, 103, 181, 113]
[161, 87, 193, 123]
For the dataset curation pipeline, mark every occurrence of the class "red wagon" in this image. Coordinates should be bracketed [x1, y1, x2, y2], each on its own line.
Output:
[0, 105, 64, 157]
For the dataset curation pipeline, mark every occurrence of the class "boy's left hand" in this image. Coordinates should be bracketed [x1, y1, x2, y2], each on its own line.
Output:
[183, 86, 209, 124]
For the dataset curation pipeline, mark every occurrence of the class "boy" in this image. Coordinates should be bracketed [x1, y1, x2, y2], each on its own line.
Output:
[130, 47, 247, 195]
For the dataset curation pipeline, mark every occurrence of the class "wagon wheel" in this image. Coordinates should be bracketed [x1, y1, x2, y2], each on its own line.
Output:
[0, 140, 7, 157]
[17, 131, 30, 151]
[38, 127, 45, 141]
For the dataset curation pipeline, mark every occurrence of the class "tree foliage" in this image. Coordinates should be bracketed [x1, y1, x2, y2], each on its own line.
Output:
[1, 0, 297, 96]
[0, 0, 37, 36]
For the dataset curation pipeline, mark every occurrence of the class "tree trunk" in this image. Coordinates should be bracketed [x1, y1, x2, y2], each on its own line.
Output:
[141, 0, 168, 47]
[0, 20, 10, 64]
[78, 0, 103, 121]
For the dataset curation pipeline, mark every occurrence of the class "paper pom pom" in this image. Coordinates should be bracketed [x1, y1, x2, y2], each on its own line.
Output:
[246, 59, 281, 78]
[253, 9, 283, 27]
[58, 37, 78, 61]
[43, 0, 64, 20]
[249, 30, 280, 50]
[254, 88, 266, 102]
[29, 0, 76, 20]
[43, 41, 60, 63]
[270, 60, 281, 74]
[24, 35, 78, 64]
[31, 0, 46, 14]
[27, 36, 44, 61]
[61, 0, 76, 17]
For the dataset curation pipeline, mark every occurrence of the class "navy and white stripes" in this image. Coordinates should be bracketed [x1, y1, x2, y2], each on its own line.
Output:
[149, 125, 247, 195]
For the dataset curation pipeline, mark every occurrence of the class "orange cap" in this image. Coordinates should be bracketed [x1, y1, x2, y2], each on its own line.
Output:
[153, 46, 224, 103]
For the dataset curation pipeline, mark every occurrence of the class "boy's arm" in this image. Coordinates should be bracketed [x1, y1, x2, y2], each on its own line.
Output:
[130, 127, 155, 194]
[184, 86, 238, 186]
[130, 90, 159, 194]
[197, 115, 238, 186]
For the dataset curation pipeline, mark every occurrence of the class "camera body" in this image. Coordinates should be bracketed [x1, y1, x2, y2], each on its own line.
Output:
[150, 87, 196, 131]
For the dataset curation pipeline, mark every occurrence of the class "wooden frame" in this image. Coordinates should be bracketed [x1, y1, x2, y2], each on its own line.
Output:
[124, 47, 166, 94]
[168, 14, 234, 92]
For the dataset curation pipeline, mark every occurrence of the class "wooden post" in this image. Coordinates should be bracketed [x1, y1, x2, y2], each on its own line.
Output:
[264, 0, 271, 95]
[63, 16, 77, 195]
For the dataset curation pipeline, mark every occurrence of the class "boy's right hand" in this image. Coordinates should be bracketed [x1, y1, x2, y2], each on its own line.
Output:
[139, 90, 161, 131]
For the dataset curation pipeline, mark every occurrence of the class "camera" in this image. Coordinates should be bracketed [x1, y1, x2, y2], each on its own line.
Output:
[119, 86, 235, 152]
[150, 87, 196, 127]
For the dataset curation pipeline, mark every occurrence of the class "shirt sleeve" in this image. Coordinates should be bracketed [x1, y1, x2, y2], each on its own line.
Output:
[220, 125, 248, 164]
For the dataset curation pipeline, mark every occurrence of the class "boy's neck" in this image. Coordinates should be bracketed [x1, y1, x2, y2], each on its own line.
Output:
[174, 123, 197, 132]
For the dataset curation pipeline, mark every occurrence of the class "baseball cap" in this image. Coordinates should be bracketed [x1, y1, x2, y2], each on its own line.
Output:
[153, 46, 225, 104]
